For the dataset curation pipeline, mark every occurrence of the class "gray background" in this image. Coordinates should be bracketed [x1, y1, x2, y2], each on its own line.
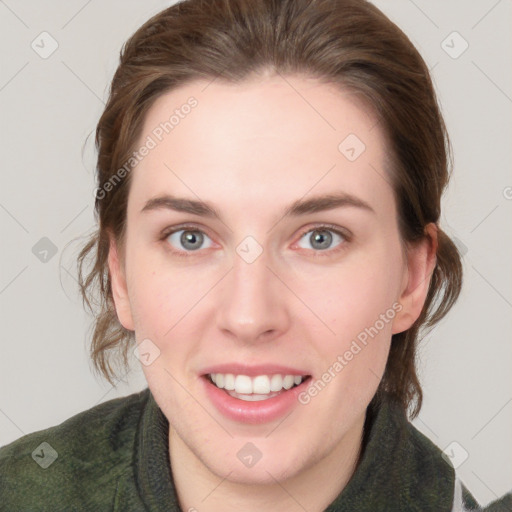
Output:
[0, 0, 511, 506]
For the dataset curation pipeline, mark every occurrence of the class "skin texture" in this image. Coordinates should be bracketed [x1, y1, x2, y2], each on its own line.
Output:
[108, 73, 438, 511]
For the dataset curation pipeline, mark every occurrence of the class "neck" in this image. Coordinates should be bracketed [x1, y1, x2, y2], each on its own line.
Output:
[168, 413, 366, 512]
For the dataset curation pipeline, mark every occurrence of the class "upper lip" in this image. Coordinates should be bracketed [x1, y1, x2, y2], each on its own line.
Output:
[200, 363, 311, 377]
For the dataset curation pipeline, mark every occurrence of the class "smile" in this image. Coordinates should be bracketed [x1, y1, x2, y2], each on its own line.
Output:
[201, 368, 312, 423]
[208, 373, 307, 401]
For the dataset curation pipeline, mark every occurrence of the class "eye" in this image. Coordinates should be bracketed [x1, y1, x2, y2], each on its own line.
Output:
[296, 226, 348, 252]
[165, 228, 214, 253]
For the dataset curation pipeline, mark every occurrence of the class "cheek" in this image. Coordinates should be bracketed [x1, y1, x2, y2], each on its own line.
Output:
[126, 251, 220, 343]
[129, 273, 188, 336]
[299, 267, 396, 413]
[292, 249, 402, 339]
[290, 246, 401, 396]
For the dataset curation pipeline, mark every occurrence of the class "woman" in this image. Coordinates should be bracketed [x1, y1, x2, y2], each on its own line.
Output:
[0, 0, 509, 510]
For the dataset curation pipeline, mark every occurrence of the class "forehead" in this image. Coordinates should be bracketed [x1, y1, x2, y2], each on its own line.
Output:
[128, 75, 393, 218]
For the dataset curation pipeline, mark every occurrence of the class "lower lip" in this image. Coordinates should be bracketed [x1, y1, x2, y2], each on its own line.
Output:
[202, 375, 311, 424]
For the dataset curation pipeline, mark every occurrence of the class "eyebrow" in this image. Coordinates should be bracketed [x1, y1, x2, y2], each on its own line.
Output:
[140, 192, 375, 220]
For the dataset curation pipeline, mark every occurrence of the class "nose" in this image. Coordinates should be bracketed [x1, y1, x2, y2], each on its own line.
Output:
[215, 248, 290, 345]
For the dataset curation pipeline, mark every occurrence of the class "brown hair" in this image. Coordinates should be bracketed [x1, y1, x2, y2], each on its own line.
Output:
[76, 0, 463, 417]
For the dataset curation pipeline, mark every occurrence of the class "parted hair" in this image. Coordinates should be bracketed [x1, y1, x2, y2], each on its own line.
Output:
[77, 0, 463, 418]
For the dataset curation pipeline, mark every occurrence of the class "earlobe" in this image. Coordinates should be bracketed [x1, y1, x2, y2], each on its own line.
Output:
[107, 234, 135, 331]
[391, 223, 438, 335]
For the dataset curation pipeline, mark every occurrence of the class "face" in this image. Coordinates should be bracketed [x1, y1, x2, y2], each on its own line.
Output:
[108, 73, 434, 485]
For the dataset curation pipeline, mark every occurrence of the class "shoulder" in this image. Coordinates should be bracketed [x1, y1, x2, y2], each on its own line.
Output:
[0, 387, 150, 511]
[405, 417, 453, 478]
[383, 400, 457, 509]
[480, 489, 512, 511]
[381, 400, 455, 489]
[403, 417, 484, 511]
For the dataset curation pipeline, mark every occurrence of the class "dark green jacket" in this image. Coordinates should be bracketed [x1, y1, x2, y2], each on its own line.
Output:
[0, 387, 501, 511]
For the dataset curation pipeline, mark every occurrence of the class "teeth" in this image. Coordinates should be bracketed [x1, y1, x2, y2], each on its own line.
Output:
[283, 375, 294, 390]
[209, 373, 306, 395]
[253, 375, 270, 394]
[234, 375, 252, 394]
[230, 392, 277, 402]
[270, 374, 283, 392]
[224, 373, 235, 390]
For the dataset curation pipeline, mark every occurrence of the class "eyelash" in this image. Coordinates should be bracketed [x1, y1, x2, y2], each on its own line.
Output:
[159, 223, 351, 258]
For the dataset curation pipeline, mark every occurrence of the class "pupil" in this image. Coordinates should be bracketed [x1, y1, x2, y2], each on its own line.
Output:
[181, 230, 203, 250]
[311, 230, 332, 250]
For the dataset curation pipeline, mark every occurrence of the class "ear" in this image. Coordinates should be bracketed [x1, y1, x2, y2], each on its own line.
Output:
[392, 223, 438, 335]
[107, 233, 135, 331]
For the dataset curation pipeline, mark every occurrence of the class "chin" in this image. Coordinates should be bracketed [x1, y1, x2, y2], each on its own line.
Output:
[200, 440, 317, 486]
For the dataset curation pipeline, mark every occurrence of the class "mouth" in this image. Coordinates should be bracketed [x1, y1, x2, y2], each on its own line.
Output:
[200, 363, 313, 423]
[204, 372, 312, 401]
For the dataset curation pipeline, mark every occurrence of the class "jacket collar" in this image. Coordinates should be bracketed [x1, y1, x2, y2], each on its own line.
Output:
[324, 394, 455, 510]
